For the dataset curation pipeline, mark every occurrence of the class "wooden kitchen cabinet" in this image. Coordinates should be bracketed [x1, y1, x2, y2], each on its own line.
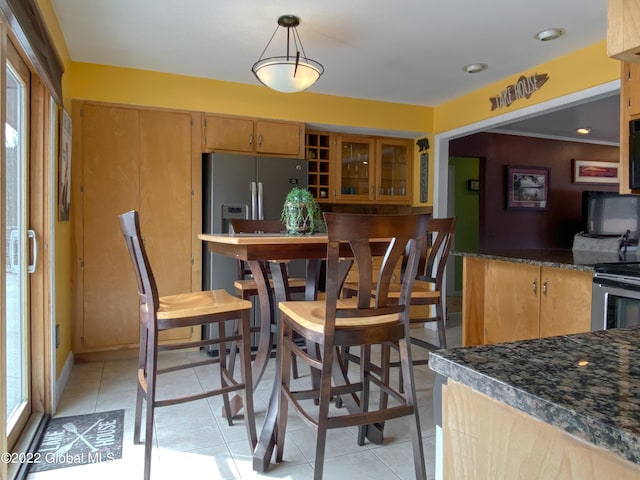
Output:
[336, 135, 375, 201]
[376, 137, 412, 203]
[304, 131, 413, 203]
[203, 113, 304, 157]
[306, 130, 334, 202]
[484, 260, 540, 344]
[72, 102, 201, 354]
[463, 257, 592, 346]
[622, 62, 640, 118]
[332, 134, 413, 203]
[538, 267, 593, 338]
[607, 0, 640, 62]
[619, 62, 640, 194]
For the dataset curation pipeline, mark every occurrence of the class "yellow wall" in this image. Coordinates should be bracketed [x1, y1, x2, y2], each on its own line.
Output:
[68, 62, 433, 133]
[435, 41, 619, 133]
[38, 1, 620, 381]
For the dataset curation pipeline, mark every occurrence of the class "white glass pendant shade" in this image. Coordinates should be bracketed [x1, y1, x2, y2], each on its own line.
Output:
[252, 15, 324, 93]
[252, 57, 323, 93]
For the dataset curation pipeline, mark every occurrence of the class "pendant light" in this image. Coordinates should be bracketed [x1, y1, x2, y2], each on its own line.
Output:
[252, 15, 324, 93]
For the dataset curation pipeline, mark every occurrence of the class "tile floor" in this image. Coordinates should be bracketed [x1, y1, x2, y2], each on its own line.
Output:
[28, 305, 462, 480]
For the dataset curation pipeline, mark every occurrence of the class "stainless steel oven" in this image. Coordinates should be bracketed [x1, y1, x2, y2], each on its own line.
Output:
[592, 263, 640, 331]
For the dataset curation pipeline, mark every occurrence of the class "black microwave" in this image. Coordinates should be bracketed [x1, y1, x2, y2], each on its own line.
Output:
[630, 119, 640, 189]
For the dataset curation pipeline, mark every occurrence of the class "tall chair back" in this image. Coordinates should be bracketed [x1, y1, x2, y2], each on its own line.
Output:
[119, 211, 159, 318]
[275, 212, 429, 480]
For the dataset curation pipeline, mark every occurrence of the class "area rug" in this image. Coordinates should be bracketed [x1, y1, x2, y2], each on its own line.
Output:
[27, 409, 124, 473]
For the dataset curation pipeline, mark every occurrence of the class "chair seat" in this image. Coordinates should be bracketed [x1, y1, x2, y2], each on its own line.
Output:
[150, 290, 251, 321]
[279, 299, 400, 334]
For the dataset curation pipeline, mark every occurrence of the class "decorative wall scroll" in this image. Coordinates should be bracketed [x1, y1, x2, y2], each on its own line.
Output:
[59, 108, 72, 221]
[417, 137, 429, 203]
[490, 73, 549, 111]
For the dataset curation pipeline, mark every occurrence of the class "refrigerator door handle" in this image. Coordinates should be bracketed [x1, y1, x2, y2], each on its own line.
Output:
[250, 181, 257, 220]
[258, 182, 264, 220]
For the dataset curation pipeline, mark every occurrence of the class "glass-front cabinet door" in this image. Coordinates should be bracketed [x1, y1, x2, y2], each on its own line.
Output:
[336, 135, 374, 201]
[376, 138, 412, 202]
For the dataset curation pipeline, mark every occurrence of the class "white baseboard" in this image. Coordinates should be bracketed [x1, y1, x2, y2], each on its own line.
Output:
[53, 351, 74, 414]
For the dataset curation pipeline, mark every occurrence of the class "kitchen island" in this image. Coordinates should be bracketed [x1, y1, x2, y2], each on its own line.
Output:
[429, 327, 640, 479]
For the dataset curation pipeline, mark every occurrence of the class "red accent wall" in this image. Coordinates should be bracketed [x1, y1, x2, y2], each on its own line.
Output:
[449, 133, 619, 250]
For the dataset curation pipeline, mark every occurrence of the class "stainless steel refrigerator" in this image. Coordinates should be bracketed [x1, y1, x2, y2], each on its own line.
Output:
[202, 152, 308, 347]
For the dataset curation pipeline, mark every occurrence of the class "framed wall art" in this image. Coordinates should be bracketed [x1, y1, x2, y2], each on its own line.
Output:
[58, 108, 72, 221]
[506, 165, 549, 210]
[572, 159, 619, 184]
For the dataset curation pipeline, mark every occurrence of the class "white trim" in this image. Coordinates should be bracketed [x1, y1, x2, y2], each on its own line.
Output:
[488, 128, 620, 147]
[54, 351, 73, 414]
[433, 80, 620, 217]
[49, 97, 57, 413]
[435, 425, 443, 480]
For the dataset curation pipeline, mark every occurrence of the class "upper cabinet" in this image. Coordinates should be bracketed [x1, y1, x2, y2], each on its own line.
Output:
[618, 62, 640, 194]
[305, 131, 413, 204]
[607, 0, 640, 62]
[203, 114, 304, 158]
[623, 62, 640, 118]
[336, 134, 413, 204]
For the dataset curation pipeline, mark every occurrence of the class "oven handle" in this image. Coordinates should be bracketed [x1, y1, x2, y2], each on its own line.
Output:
[593, 276, 640, 293]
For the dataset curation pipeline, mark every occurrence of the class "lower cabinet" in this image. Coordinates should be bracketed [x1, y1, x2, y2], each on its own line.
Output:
[463, 257, 592, 346]
[441, 380, 640, 479]
[484, 261, 540, 344]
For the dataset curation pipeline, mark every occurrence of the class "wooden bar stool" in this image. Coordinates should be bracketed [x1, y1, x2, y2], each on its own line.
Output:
[275, 212, 429, 480]
[119, 210, 257, 480]
[342, 217, 456, 390]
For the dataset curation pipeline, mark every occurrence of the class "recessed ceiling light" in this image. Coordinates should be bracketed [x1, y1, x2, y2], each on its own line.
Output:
[534, 28, 565, 41]
[463, 63, 488, 74]
[576, 127, 591, 135]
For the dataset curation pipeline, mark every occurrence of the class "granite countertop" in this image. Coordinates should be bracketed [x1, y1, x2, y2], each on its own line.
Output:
[453, 248, 638, 271]
[429, 328, 640, 465]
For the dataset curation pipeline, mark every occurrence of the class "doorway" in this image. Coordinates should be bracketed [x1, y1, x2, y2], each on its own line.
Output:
[435, 80, 620, 292]
[434, 81, 620, 218]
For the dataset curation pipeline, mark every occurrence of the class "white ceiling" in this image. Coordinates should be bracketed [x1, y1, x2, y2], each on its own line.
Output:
[490, 93, 620, 144]
[49, 0, 618, 143]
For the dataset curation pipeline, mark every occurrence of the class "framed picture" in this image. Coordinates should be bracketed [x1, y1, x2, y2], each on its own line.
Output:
[506, 166, 549, 210]
[467, 179, 480, 191]
[572, 159, 619, 184]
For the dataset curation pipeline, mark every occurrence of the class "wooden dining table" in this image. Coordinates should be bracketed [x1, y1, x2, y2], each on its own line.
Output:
[198, 232, 387, 472]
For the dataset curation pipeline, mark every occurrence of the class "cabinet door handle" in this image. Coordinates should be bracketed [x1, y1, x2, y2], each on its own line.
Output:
[249, 134, 253, 145]
[542, 280, 548, 296]
[532, 279, 537, 294]
[258, 134, 263, 146]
